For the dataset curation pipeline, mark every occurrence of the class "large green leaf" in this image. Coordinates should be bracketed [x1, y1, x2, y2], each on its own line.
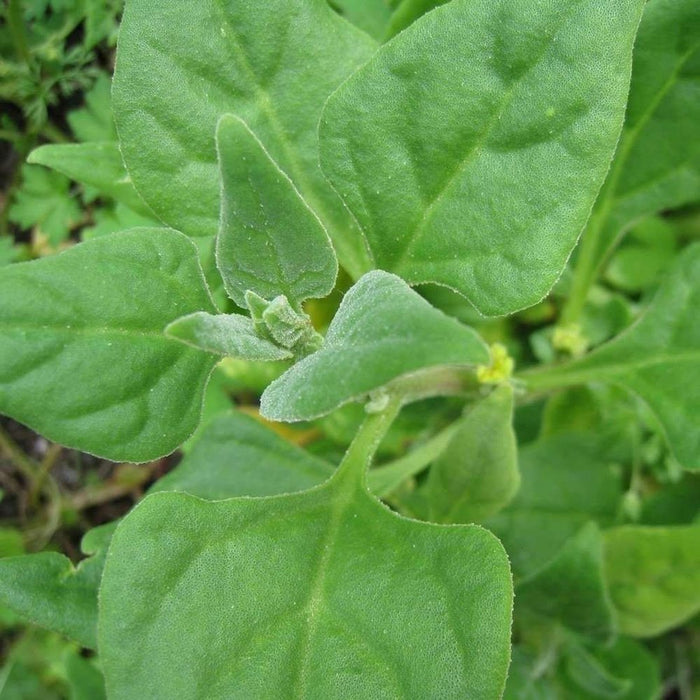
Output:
[215, 114, 337, 308]
[486, 433, 622, 579]
[28, 142, 152, 216]
[260, 270, 489, 421]
[604, 524, 700, 638]
[0, 524, 114, 649]
[424, 384, 519, 523]
[585, 0, 700, 275]
[319, 0, 645, 315]
[0, 228, 218, 461]
[522, 244, 700, 470]
[100, 460, 513, 697]
[113, 0, 376, 278]
[151, 411, 333, 499]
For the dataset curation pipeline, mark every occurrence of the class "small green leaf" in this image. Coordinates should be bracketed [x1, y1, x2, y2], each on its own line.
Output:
[604, 524, 700, 638]
[9, 165, 81, 245]
[150, 411, 333, 499]
[328, 0, 393, 40]
[486, 433, 622, 579]
[562, 639, 631, 698]
[113, 0, 377, 277]
[386, 0, 448, 38]
[0, 228, 218, 461]
[165, 311, 292, 361]
[0, 523, 114, 649]
[67, 74, 116, 142]
[28, 142, 152, 216]
[517, 523, 615, 641]
[100, 476, 513, 697]
[260, 270, 489, 421]
[64, 651, 106, 700]
[215, 115, 337, 308]
[320, 0, 645, 315]
[523, 244, 700, 470]
[424, 384, 519, 523]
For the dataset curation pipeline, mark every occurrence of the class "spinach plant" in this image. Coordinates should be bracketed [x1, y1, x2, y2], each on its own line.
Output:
[1, 0, 700, 696]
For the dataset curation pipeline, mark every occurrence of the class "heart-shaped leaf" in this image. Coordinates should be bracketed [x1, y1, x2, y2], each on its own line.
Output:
[320, 0, 646, 314]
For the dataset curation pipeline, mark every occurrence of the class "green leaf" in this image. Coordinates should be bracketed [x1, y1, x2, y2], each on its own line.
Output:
[562, 639, 631, 698]
[165, 311, 292, 361]
[100, 474, 513, 696]
[150, 411, 333, 499]
[486, 433, 622, 579]
[328, 0, 392, 40]
[604, 524, 700, 638]
[319, 0, 645, 315]
[517, 523, 615, 641]
[113, 0, 377, 278]
[522, 244, 700, 470]
[8, 165, 81, 245]
[386, 0, 448, 38]
[0, 524, 114, 649]
[260, 270, 489, 421]
[586, 0, 700, 271]
[215, 115, 337, 308]
[424, 384, 519, 523]
[67, 73, 116, 142]
[0, 228, 218, 461]
[28, 142, 153, 216]
[80, 202, 157, 240]
[64, 651, 106, 700]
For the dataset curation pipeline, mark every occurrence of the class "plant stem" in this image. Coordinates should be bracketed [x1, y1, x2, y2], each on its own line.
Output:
[335, 396, 402, 490]
[516, 362, 599, 393]
[7, 0, 32, 66]
[368, 421, 459, 497]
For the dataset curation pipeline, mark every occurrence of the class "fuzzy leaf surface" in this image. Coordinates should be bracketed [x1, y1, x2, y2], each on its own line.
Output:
[100, 475, 513, 698]
[165, 311, 292, 361]
[215, 115, 337, 308]
[425, 384, 519, 523]
[524, 245, 700, 470]
[0, 229, 218, 461]
[328, 0, 392, 39]
[320, 0, 645, 315]
[150, 411, 333, 499]
[260, 270, 489, 421]
[113, 0, 376, 277]
[604, 524, 700, 638]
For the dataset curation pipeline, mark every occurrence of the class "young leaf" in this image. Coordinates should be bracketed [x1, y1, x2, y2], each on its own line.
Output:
[320, 0, 646, 315]
[424, 384, 520, 523]
[113, 0, 377, 277]
[150, 411, 333, 499]
[0, 228, 218, 461]
[522, 244, 700, 470]
[583, 0, 700, 274]
[260, 270, 489, 421]
[516, 523, 615, 641]
[0, 523, 114, 649]
[67, 73, 116, 142]
[100, 480, 512, 697]
[215, 115, 337, 308]
[28, 142, 153, 216]
[486, 434, 622, 579]
[165, 311, 292, 361]
[604, 524, 700, 638]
